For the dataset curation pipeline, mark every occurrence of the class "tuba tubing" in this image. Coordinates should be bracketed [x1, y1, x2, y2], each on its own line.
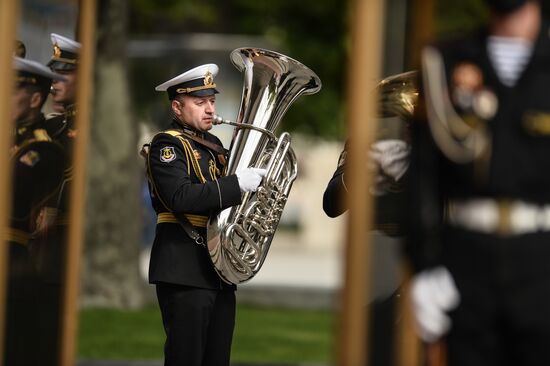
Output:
[207, 47, 321, 284]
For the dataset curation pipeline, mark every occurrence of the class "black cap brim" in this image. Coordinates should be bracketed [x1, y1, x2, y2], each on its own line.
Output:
[48, 60, 77, 71]
[187, 88, 219, 97]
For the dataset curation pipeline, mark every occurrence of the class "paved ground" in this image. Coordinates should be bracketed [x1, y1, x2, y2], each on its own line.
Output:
[139, 231, 402, 310]
[236, 231, 402, 310]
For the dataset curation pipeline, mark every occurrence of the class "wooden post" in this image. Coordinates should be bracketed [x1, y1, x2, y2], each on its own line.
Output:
[396, 1, 437, 365]
[0, 1, 19, 363]
[60, 0, 96, 365]
[338, 0, 384, 365]
[407, 0, 436, 69]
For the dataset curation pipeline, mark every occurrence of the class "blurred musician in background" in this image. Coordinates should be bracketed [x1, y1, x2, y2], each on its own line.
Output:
[407, 1, 550, 364]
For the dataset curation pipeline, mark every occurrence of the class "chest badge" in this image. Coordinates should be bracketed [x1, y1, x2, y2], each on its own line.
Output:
[160, 146, 176, 163]
[19, 150, 40, 167]
[193, 149, 202, 160]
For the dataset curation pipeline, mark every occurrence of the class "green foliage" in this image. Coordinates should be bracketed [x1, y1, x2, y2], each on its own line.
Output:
[130, 0, 219, 33]
[128, 0, 498, 139]
[129, 0, 348, 139]
[436, 0, 488, 38]
[78, 304, 335, 363]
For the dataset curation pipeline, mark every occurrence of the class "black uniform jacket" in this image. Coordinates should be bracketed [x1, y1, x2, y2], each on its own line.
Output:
[147, 120, 242, 290]
[323, 141, 407, 236]
[323, 144, 348, 218]
[407, 18, 550, 272]
[10, 115, 65, 247]
[44, 107, 76, 214]
[28, 109, 76, 283]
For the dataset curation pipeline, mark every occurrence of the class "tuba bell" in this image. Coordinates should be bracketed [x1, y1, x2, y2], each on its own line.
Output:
[207, 47, 322, 284]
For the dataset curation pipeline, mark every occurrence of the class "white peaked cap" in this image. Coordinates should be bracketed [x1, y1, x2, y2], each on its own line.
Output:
[155, 64, 220, 99]
[14, 57, 66, 82]
[155, 64, 219, 91]
[50, 33, 81, 53]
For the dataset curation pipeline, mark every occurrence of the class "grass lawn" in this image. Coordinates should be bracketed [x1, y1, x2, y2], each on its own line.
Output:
[78, 303, 336, 364]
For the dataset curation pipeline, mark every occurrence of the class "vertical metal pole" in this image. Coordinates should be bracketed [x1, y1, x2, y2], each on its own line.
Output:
[0, 1, 19, 364]
[60, 0, 96, 365]
[338, 0, 384, 365]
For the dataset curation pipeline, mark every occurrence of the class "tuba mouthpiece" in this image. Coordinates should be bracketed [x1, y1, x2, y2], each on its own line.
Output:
[213, 114, 224, 125]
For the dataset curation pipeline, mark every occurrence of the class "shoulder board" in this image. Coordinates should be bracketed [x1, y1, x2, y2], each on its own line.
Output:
[151, 129, 187, 142]
[160, 129, 183, 137]
[145, 130, 187, 159]
[11, 139, 64, 162]
[32, 128, 52, 142]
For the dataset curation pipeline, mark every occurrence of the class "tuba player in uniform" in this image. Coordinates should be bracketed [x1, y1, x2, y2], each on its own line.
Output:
[144, 64, 265, 366]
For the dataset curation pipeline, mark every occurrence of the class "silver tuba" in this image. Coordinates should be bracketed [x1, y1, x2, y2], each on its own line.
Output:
[207, 47, 322, 284]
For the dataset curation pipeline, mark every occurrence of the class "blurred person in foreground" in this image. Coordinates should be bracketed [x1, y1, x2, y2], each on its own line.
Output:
[7, 55, 65, 366]
[142, 64, 265, 366]
[323, 71, 415, 366]
[27, 32, 80, 365]
[406, 0, 550, 364]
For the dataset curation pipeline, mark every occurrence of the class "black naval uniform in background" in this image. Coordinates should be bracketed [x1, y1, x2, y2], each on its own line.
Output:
[407, 18, 550, 366]
[6, 115, 65, 366]
[323, 141, 408, 235]
[146, 120, 242, 366]
[323, 141, 407, 366]
[27, 106, 76, 365]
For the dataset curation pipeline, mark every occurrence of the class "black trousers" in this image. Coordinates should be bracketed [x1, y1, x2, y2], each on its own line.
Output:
[368, 291, 399, 366]
[442, 227, 550, 366]
[156, 283, 236, 366]
[4, 244, 40, 366]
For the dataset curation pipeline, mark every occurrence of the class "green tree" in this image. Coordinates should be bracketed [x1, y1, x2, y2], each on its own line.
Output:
[129, 0, 348, 139]
[83, 0, 147, 307]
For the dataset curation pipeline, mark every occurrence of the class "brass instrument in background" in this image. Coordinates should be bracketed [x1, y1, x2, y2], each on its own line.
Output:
[377, 70, 418, 119]
[207, 47, 322, 284]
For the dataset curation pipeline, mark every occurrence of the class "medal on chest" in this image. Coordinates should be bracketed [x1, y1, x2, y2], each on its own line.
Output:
[451, 62, 498, 122]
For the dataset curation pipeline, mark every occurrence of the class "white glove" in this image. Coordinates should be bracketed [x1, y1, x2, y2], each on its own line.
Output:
[236, 168, 267, 193]
[369, 139, 410, 181]
[410, 266, 460, 343]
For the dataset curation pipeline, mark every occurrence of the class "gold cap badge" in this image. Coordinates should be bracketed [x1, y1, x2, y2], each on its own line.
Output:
[53, 43, 62, 58]
[204, 71, 214, 87]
